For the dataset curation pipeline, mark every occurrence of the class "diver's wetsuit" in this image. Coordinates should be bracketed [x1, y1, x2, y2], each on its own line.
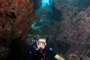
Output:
[25, 45, 57, 60]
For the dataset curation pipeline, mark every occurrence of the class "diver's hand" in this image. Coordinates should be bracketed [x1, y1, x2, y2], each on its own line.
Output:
[54, 54, 65, 60]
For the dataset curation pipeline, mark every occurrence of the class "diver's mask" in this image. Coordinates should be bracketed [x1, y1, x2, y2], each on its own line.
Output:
[36, 41, 47, 53]
[36, 41, 47, 46]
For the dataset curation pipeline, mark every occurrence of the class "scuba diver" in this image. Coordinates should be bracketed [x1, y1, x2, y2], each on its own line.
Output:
[25, 37, 65, 60]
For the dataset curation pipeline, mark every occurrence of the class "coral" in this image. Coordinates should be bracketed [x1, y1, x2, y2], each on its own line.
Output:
[0, 0, 37, 41]
[0, 0, 37, 59]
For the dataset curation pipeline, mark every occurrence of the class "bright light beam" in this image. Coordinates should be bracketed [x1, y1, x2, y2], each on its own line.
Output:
[41, 0, 50, 8]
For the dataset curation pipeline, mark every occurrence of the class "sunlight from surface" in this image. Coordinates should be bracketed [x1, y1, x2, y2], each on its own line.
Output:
[41, 0, 50, 8]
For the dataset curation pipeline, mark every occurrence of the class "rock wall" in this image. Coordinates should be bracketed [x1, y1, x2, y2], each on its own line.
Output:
[0, 0, 38, 60]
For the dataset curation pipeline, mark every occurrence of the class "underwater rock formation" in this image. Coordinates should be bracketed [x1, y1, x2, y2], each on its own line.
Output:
[0, 0, 37, 44]
[33, 0, 42, 10]
[0, 0, 37, 59]
[0, 47, 9, 60]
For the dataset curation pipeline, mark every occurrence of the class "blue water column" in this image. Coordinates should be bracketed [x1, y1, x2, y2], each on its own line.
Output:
[36, 0, 50, 13]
